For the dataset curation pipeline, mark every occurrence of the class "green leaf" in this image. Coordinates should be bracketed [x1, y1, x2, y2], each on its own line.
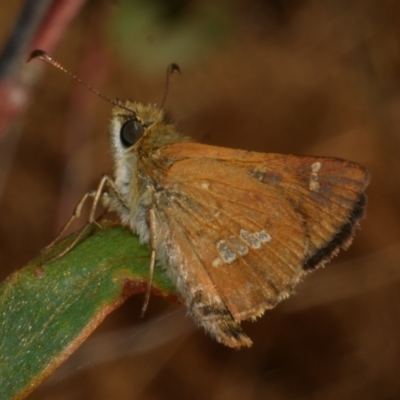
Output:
[0, 221, 177, 400]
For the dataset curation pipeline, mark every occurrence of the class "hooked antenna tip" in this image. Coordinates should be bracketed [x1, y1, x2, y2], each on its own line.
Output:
[168, 63, 181, 76]
[160, 63, 181, 109]
[27, 49, 47, 63]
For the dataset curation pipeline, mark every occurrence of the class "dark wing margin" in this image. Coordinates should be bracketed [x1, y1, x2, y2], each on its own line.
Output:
[303, 193, 367, 270]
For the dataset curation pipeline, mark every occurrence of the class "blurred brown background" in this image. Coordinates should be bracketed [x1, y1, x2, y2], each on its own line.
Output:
[0, 0, 399, 399]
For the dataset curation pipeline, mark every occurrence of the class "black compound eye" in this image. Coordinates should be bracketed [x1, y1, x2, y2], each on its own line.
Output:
[120, 119, 144, 147]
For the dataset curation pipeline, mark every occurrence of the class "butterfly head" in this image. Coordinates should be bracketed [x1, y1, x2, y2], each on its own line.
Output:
[109, 100, 188, 161]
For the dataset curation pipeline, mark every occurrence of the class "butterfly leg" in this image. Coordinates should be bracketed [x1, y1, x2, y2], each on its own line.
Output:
[43, 190, 96, 253]
[141, 207, 157, 317]
[43, 174, 126, 262]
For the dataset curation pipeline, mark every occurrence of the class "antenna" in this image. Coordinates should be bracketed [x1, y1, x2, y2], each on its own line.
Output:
[28, 49, 136, 115]
[160, 62, 181, 109]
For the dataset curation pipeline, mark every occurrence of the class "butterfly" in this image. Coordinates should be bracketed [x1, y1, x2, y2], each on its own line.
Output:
[30, 50, 370, 348]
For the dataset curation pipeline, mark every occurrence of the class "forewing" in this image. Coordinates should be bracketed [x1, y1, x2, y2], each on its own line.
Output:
[153, 143, 369, 347]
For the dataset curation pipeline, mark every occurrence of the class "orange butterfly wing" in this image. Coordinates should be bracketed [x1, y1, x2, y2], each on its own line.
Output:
[151, 143, 369, 348]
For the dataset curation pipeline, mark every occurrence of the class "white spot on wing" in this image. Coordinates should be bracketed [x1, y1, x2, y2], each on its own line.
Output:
[311, 162, 321, 172]
[256, 230, 271, 243]
[216, 240, 236, 263]
[212, 258, 222, 267]
[240, 229, 261, 248]
[201, 181, 210, 190]
[309, 162, 322, 192]
[309, 180, 320, 191]
[240, 229, 272, 249]
[215, 231, 271, 266]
